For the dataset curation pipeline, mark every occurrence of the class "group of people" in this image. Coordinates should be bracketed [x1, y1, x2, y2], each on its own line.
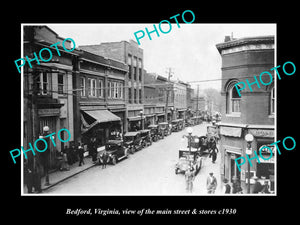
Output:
[185, 170, 271, 194]
[184, 169, 218, 194]
[58, 142, 86, 171]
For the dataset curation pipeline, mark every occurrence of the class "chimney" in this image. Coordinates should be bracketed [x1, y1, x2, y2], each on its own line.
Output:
[224, 35, 231, 42]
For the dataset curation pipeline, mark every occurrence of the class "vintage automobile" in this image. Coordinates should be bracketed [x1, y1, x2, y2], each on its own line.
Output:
[123, 131, 143, 154]
[140, 129, 152, 147]
[102, 140, 129, 165]
[175, 148, 203, 175]
[158, 122, 172, 136]
[148, 124, 160, 142]
[185, 118, 194, 127]
[171, 119, 184, 132]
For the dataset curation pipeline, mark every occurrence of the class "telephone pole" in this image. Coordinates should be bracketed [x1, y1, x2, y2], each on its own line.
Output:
[165, 68, 173, 122]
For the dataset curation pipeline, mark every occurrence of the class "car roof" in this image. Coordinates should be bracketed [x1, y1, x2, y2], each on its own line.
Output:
[158, 122, 168, 125]
[140, 129, 150, 132]
[124, 131, 140, 136]
[107, 140, 123, 144]
[148, 124, 158, 128]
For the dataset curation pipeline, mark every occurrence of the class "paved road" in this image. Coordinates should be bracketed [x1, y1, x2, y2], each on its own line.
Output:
[44, 122, 222, 195]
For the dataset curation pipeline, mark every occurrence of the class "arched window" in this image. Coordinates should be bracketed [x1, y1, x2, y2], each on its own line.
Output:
[225, 80, 241, 114]
[230, 85, 241, 113]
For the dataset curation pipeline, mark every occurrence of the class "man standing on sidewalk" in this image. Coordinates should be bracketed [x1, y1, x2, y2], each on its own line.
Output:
[206, 172, 217, 194]
[185, 167, 195, 193]
[78, 143, 85, 166]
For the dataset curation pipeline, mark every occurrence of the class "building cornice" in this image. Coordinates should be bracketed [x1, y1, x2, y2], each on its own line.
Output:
[216, 35, 275, 54]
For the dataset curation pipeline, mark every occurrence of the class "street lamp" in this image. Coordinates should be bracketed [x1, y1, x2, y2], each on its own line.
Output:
[186, 127, 193, 160]
[245, 133, 254, 194]
[42, 126, 50, 186]
[140, 110, 144, 130]
[182, 127, 199, 168]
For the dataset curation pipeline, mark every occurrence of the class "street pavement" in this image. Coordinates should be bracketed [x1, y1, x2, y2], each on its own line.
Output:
[43, 122, 222, 195]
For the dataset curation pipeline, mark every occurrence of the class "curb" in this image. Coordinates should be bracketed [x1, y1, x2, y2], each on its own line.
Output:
[42, 163, 97, 192]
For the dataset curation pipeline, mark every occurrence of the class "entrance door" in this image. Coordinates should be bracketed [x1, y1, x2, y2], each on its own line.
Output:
[230, 157, 241, 182]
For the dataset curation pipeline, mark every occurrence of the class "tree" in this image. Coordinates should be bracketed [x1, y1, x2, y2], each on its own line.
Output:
[203, 88, 222, 114]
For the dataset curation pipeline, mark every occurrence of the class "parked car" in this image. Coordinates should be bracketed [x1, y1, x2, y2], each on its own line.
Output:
[123, 131, 143, 154]
[148, 124, 160, 142]
[171, 119, 184, 132]
[158, 122, 172, 136]
[104, 140, 129, 165]
[140, 129, 152, 147]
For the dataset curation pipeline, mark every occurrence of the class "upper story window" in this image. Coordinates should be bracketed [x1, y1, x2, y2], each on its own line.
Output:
[230, 86, 241, 113]
[226, 80, 241, 114]
[36, 72, 50, 95]
[128, 55, 132, 80]
[270, 87, 275, 114]
[80, 77, 86, 97]
[88, 78, 97, 97]
[58, 73, 64, 94]
[99, 79, 104, 98]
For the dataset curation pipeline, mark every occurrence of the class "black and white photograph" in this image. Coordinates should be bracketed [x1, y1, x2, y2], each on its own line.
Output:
[4, 4, 299, 221]
[20, 23, 277, 195]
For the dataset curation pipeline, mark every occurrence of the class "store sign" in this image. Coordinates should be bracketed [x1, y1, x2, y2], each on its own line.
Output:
[38, 108, 60, 116]
[258, 144, 275, 163]
[249, 129, 274, 138]
[219, 126, 242, 137]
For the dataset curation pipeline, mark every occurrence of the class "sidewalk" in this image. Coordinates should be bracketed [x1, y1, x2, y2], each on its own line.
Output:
[24, 156, 97, 193]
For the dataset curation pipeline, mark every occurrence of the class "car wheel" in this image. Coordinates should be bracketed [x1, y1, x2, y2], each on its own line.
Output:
[125, 149, 129, 158]
[112, 156, 117, 165]
[131, 147, 135, 154]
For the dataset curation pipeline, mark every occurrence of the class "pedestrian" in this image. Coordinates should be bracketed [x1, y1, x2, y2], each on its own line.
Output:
[261, 181, 270, 194]
[232, 179, 243, 194]
[78, 143, 85, 166]
[90, 138, 98, 163]
[208, 137, 219, 163]
[223, 178, 231, 194]
[252, 176, 263, 194]
[61, 146, 70, 171]
[101, 150, 109, 169]
[207, 172, 217, 194]
[185, 167, 195, 193]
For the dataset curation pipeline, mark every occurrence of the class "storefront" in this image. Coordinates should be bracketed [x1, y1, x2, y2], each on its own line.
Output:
[248, 127, 275, 192]
[218, 123, 246, 184]
[80, 109, 122, 151]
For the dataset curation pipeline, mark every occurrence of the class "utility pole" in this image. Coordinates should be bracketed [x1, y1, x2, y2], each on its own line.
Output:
[164, 67, 173, 122]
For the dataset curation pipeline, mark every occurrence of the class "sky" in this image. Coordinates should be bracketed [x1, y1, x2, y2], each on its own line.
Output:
[47, 23, 276, 93]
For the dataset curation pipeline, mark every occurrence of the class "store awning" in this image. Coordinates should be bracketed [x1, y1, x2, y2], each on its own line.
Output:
[84, 110, 121, 123]
[81, 110, 121, 134]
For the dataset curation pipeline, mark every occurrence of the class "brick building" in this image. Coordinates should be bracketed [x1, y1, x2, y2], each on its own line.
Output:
[23, 26, 80, 171]
[80, 40, 144, 132]
[216, 35, 275, 193]
[73, 49, 128, 149]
